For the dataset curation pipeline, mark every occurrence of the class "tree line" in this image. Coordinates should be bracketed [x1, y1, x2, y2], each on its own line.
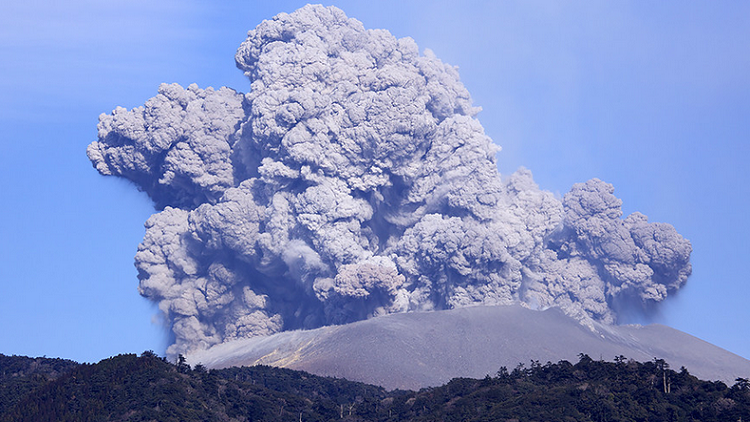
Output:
[1, 352, 748, 421]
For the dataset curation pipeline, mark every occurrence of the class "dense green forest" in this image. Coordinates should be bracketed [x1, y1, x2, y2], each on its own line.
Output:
[1, 351, 748, 421]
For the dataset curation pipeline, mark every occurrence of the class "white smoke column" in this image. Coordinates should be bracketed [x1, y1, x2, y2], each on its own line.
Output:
[87, 5, 692, 358]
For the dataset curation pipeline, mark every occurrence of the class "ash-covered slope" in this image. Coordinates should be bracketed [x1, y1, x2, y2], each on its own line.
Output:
[187, 305, 750, 391]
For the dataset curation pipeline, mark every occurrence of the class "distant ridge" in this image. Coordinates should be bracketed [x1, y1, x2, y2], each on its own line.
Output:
[188, 305, 750, 390]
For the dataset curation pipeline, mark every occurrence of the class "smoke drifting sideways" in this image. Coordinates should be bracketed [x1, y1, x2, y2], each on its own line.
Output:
[87, 5, 692, 358]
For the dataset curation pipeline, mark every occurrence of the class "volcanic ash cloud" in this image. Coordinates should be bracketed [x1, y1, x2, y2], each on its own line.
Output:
[87, 5, 692, 358]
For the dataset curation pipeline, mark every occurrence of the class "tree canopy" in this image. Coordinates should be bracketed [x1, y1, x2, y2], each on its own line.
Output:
[1, 352, 749, 421]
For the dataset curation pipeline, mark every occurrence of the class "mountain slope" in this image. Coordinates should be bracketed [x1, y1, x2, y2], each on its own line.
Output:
[1, 353, 388, 422]
[0, 355, 78, 415]
[187, 305, 750, 390]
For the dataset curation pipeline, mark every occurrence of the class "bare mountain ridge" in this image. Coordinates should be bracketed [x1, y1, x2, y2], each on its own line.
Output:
[187, 305, 750, 390]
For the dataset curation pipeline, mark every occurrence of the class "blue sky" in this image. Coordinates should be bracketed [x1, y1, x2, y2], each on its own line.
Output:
[1, 1, 748, 363]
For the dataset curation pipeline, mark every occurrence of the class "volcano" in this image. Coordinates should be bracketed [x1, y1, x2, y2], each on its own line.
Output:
[186, 305, 750, 390]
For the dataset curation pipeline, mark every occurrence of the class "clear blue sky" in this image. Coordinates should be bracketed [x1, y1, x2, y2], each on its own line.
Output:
[1, 1, 748, 363]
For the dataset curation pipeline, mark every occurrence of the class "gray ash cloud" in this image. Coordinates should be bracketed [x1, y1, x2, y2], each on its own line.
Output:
[87, 5, 691, 358]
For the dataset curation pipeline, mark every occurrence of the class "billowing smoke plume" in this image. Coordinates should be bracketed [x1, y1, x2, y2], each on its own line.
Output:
[87, 5, 691, 357]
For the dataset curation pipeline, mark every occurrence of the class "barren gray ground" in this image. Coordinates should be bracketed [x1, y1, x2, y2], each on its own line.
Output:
[188, 305, 750, 390]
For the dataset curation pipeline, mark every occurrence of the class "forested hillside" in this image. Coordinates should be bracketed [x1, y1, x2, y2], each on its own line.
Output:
[0, 354, 78, 416]
[1, 352, 748, 421]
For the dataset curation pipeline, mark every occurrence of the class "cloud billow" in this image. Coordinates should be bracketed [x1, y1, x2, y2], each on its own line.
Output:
[88, 5, 691, 358]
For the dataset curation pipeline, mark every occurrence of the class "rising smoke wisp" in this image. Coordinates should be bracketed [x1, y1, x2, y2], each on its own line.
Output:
[87, 5, 692, 358]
